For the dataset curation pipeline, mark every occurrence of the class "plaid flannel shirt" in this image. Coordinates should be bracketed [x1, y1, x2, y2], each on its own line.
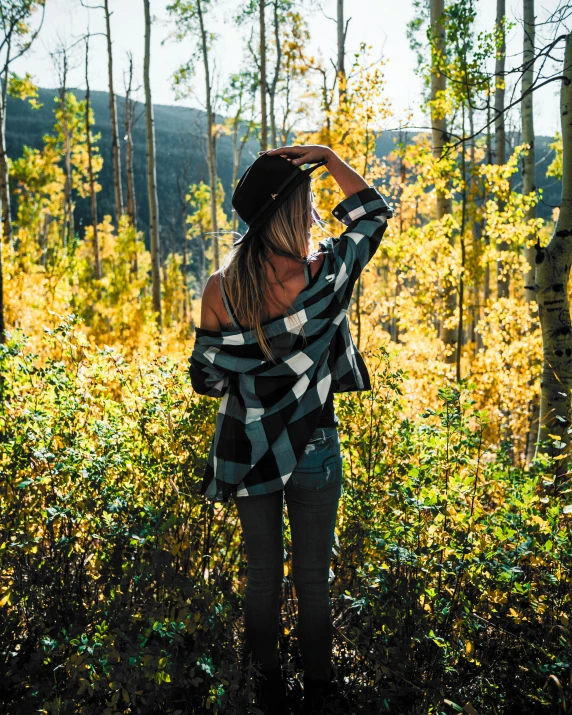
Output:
[189, 186, 393, 503]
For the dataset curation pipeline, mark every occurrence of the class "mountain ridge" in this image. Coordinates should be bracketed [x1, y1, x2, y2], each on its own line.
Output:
[6, 87, 560, 258]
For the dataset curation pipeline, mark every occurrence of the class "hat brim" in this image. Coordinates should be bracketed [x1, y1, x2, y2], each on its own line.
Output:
[233, 159, 327, 246]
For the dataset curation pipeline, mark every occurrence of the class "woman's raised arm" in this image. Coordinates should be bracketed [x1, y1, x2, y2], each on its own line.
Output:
[266, 145, 368, 197]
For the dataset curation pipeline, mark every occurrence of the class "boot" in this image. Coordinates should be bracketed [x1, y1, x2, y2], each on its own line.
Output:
[255, 664, 288, 715]
[302, 670, 340, 714]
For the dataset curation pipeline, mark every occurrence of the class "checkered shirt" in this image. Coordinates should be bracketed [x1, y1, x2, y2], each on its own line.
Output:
[189, 186, 393, 503]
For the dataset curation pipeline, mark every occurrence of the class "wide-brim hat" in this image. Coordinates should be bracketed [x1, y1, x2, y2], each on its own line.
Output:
[231, 150, 328, 246]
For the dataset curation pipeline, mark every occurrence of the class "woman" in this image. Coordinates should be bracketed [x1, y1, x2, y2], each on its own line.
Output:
[189, 144, 393, 714]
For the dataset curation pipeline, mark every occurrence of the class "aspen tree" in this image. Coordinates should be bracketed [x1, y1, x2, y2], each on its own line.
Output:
[175, 140, 193, 323]
[52, 46, 74, 248]
[143, 0, 162, 328]
[197, 0, 219, 269]
[124, 52, 137, 231]
[259, 0, 268, 151]
[522, 0, 536, 300]
[430, 0, 455, 360]
[0, 1, 44, 341]
[534, 32, 572, 477]
[337, 0, 347, 102]
[168, 0, 220, 269]
[522, 0, 538, 466]
[84, 35, 101, 279]
[494, 0, 509, 298]
[104, 0, 124, 221]
[268, 1, 281, 148]
[0, 0, 44, 251]
[221, 71, 256, 233]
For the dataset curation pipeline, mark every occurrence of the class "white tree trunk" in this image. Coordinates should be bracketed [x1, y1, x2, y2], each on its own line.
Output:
[522, 0, 539, 466]
[268, 0, 282, 149]
[337, 0, 346, 102]
[125, 53, 137, 229]
[85, 37, 101, 280]
[495, 0, 509, 298]
[430, 0, 455, 358]
[143, 0, 162, 329]
[522, 0, 536, 299]
[104, 0, 124, 221]
[61, 86, 73, 248]
[534, 32, 572, 478]
[259, 0, 268, 151]
[197, 0, 219, 269]
[0, 63, 12, 248]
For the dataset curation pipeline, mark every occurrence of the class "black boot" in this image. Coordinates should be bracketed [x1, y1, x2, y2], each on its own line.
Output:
[302, 670, 340, 714]
[255, 664, 288, 715]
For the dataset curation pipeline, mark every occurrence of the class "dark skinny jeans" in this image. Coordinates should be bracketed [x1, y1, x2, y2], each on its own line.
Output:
[234, 426, 343, 682]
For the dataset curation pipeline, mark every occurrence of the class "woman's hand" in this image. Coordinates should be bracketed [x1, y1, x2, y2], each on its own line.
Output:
[267, 144, 368, 197]
[265, 145, 333, 167]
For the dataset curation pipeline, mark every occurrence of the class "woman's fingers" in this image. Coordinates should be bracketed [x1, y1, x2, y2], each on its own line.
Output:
[266, 145, 322, 166]
[267, 145, 302, 156]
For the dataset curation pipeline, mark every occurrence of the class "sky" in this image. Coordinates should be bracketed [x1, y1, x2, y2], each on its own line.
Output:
[12, 0, 566, 139]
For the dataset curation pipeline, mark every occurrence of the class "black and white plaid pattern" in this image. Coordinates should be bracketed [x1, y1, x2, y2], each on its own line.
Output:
[189, 187, 393, 502]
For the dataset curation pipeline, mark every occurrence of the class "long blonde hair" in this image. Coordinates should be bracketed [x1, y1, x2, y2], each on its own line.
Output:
[221, 178, 312, 360]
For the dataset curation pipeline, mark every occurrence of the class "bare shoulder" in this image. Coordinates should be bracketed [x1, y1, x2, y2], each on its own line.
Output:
[200, 271, 224, 330]
[203, 270, 221, 294]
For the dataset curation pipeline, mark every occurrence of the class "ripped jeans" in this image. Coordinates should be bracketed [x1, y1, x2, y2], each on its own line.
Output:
[234, 426, 343, 681]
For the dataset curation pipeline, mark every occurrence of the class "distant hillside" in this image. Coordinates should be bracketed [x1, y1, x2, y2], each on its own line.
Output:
[6, 87, 560, 256]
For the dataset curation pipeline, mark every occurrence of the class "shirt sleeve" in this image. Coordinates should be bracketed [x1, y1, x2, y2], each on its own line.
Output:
[188, 336, 230, 397]
[329, 186, 393, 297]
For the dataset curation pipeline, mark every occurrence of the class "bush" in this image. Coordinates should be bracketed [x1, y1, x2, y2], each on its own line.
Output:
[0, 326, 570, 714]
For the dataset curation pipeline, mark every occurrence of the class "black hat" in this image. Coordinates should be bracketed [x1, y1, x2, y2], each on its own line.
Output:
[231, 150, 328, 245]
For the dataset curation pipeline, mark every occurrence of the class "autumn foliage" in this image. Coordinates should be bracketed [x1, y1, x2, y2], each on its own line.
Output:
[1, 3, 571, 713]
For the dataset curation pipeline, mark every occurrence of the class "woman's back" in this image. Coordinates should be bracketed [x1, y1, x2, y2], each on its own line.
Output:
[200, 252, 326, 332]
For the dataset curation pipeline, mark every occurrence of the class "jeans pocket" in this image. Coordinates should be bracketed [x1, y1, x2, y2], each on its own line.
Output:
[292, 431, 341, 491]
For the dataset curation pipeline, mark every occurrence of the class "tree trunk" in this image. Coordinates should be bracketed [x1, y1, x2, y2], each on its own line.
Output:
[197, 0, 219, 269]
[337, 0, 346, 102]
[268, 0, 281, 149]
[259, 0, 268, 151]
[85, 37, 101, 280]
[534, 32, 572, 480]
[61, 86, 74, 248]
[231, 116, 253, 234]
[481, 87, 493, 319]
[430, 0, 455, 360]
[125, 52, 137, 230]
[456, 106, 468, 382]
[469, 103, 481, 352]
[199, 231, 206, 295]
[232, 116, 239, 234]
[143, 0, 162, 329]
[104, 0, 124, 222]
[522, 0, 536, 299]
[182, 204, 188, 322]
[522, 0, 539, 466]
[0, 48, 12, 248]
[495, 0, 509, 298]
